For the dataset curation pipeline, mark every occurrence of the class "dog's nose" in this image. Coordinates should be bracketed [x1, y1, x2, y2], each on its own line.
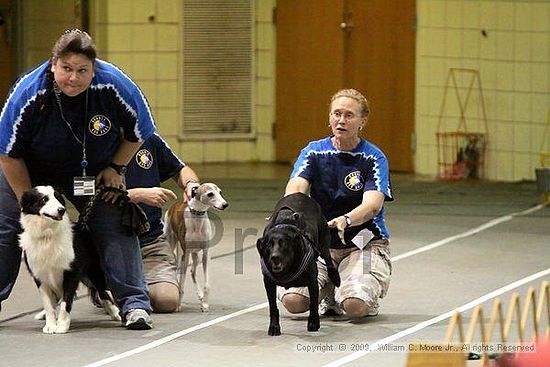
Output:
[57, 207, 66, 216]
[270, 255, 281, 265]
[222, 202, 229, 209]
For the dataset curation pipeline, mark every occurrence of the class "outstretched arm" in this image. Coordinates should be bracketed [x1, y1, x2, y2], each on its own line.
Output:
[127, 187, 177, 208]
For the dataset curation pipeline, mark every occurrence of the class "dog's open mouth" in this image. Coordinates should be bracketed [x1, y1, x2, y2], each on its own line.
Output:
[43, 213, 64, 221]
[270, 264, 284, 273]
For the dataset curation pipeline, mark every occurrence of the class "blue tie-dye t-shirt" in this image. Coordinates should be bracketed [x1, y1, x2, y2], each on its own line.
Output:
[290, 136, 393, 249]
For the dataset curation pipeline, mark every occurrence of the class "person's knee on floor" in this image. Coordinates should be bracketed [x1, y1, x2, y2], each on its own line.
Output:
[342, 298, 367, 318]
[149, 282, 179, 313]
[281, 293, 310, 314]
[342, 297, 378, 318]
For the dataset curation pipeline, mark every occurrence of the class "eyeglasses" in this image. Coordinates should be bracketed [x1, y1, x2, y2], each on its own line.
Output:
[330, 111, 361, 121]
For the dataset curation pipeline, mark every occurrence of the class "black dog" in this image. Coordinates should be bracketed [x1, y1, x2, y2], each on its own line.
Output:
[257, 192, 340, 336]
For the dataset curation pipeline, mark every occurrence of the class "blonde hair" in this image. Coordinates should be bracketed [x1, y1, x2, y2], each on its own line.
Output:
[330, 89, 370, 118]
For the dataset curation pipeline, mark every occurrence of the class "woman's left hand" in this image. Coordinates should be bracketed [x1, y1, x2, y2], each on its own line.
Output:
[327, 216, 347, 244]
[96, 167, 125, 203]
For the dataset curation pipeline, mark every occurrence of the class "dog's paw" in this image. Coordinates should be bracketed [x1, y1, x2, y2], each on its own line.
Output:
[107, 311, 122, 322]
[268, 324, 281, 336]
[102, 301, 122, 321]
[34, 309, 46, 320]
[200, 303, 209, 312]
[196, 290, 204, 301]
[307, 317, 320, 332]
[54, 313, 70, 333]
[42, 322, 57, 334]
[55, 321, 70, 333]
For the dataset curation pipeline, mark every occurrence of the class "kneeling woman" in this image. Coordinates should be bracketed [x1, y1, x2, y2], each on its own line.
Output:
[279, 89, 393, 319]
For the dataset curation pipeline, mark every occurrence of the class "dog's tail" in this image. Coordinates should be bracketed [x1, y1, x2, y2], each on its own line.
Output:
[164, 200, 187, 254]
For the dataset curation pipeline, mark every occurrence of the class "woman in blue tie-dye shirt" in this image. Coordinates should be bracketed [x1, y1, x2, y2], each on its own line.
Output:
[278, 89, 393, 319]
[0, 29, 156, 329]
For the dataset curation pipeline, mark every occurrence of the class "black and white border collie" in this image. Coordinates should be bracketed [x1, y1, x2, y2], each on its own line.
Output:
[19, 185, 120, 334]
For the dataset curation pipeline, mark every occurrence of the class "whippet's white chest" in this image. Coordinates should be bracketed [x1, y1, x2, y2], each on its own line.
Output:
[184, 211, 212, 250]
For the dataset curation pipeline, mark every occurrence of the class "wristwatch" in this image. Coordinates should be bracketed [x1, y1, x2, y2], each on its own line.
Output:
[109, 162, 128, 175]
[344, 215, 352, 228]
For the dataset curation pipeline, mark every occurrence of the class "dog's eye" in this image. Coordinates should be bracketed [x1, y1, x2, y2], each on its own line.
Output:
[40, 196, 49, 205]
[207, 192, 214, 197]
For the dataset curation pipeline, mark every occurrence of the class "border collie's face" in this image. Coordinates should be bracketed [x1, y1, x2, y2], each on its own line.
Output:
[20, 186, 66, 221]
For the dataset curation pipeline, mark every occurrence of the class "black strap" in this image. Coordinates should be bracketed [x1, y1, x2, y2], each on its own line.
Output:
[271, 223, 320, 258]
[76, 185, 150, 235]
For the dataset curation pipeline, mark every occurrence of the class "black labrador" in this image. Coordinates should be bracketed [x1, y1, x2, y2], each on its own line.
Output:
[257, 192, 341, 336]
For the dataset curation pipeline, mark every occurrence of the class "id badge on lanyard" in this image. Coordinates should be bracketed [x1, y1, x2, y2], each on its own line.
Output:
[56, 86, 94, 196]
[73, 176, 95, 196]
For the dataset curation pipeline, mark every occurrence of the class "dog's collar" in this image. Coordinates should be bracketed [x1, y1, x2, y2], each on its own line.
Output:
[187, 197, 208, 216]
[189, 207, 207, 216]
[272, 223, 318, 250]
[260, 224, 320, 285]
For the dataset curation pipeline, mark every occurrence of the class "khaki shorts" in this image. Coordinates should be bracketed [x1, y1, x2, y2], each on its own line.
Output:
[141, 235, 178, 287]
[277, 238, 392, 311]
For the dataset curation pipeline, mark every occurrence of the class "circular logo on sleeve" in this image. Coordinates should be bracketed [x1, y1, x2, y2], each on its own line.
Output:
[344, 171, 364, 191]
[136, 149, 153, 169]
[89, 115, 111, 136]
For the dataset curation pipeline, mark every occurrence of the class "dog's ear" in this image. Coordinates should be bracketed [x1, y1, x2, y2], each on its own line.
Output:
[54, 190, 66, 206]
[20, 190, 34, 213]
[256, 236, 267, 254]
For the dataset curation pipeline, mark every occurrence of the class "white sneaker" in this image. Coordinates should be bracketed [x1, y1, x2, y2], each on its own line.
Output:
[319, 296, 343, 316]
[125, 309, 153, 330]
[367, 305, 379, 317]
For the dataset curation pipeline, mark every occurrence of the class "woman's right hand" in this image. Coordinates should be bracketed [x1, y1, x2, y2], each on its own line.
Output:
[96, 166, 125, 203]
[328, 216, 348, 244]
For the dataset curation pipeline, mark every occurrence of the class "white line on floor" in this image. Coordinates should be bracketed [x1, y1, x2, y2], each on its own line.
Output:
[82, 302, 268, 367]
[81, 204, 544, 367]
[322, 267, 550, 367]
[391, 204, 544, 262]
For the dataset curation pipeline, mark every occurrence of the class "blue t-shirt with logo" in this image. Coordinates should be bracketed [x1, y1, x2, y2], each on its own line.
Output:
[0, 59, 156, 197]
[290, 136, 393, 249]
[125, 133, 184, 245]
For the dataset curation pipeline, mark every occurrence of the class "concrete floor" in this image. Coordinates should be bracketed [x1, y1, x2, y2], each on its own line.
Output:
[0, 163, 548, 367]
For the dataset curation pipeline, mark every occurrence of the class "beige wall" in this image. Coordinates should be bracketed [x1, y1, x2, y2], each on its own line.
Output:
[415, 0, 550, 181]
[91, 0, 182, 158]
[20, 0, 80, 67]
[19, 1, 549, 181]
[19, 0, 276, 165]
[91, 0, 276, 165]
